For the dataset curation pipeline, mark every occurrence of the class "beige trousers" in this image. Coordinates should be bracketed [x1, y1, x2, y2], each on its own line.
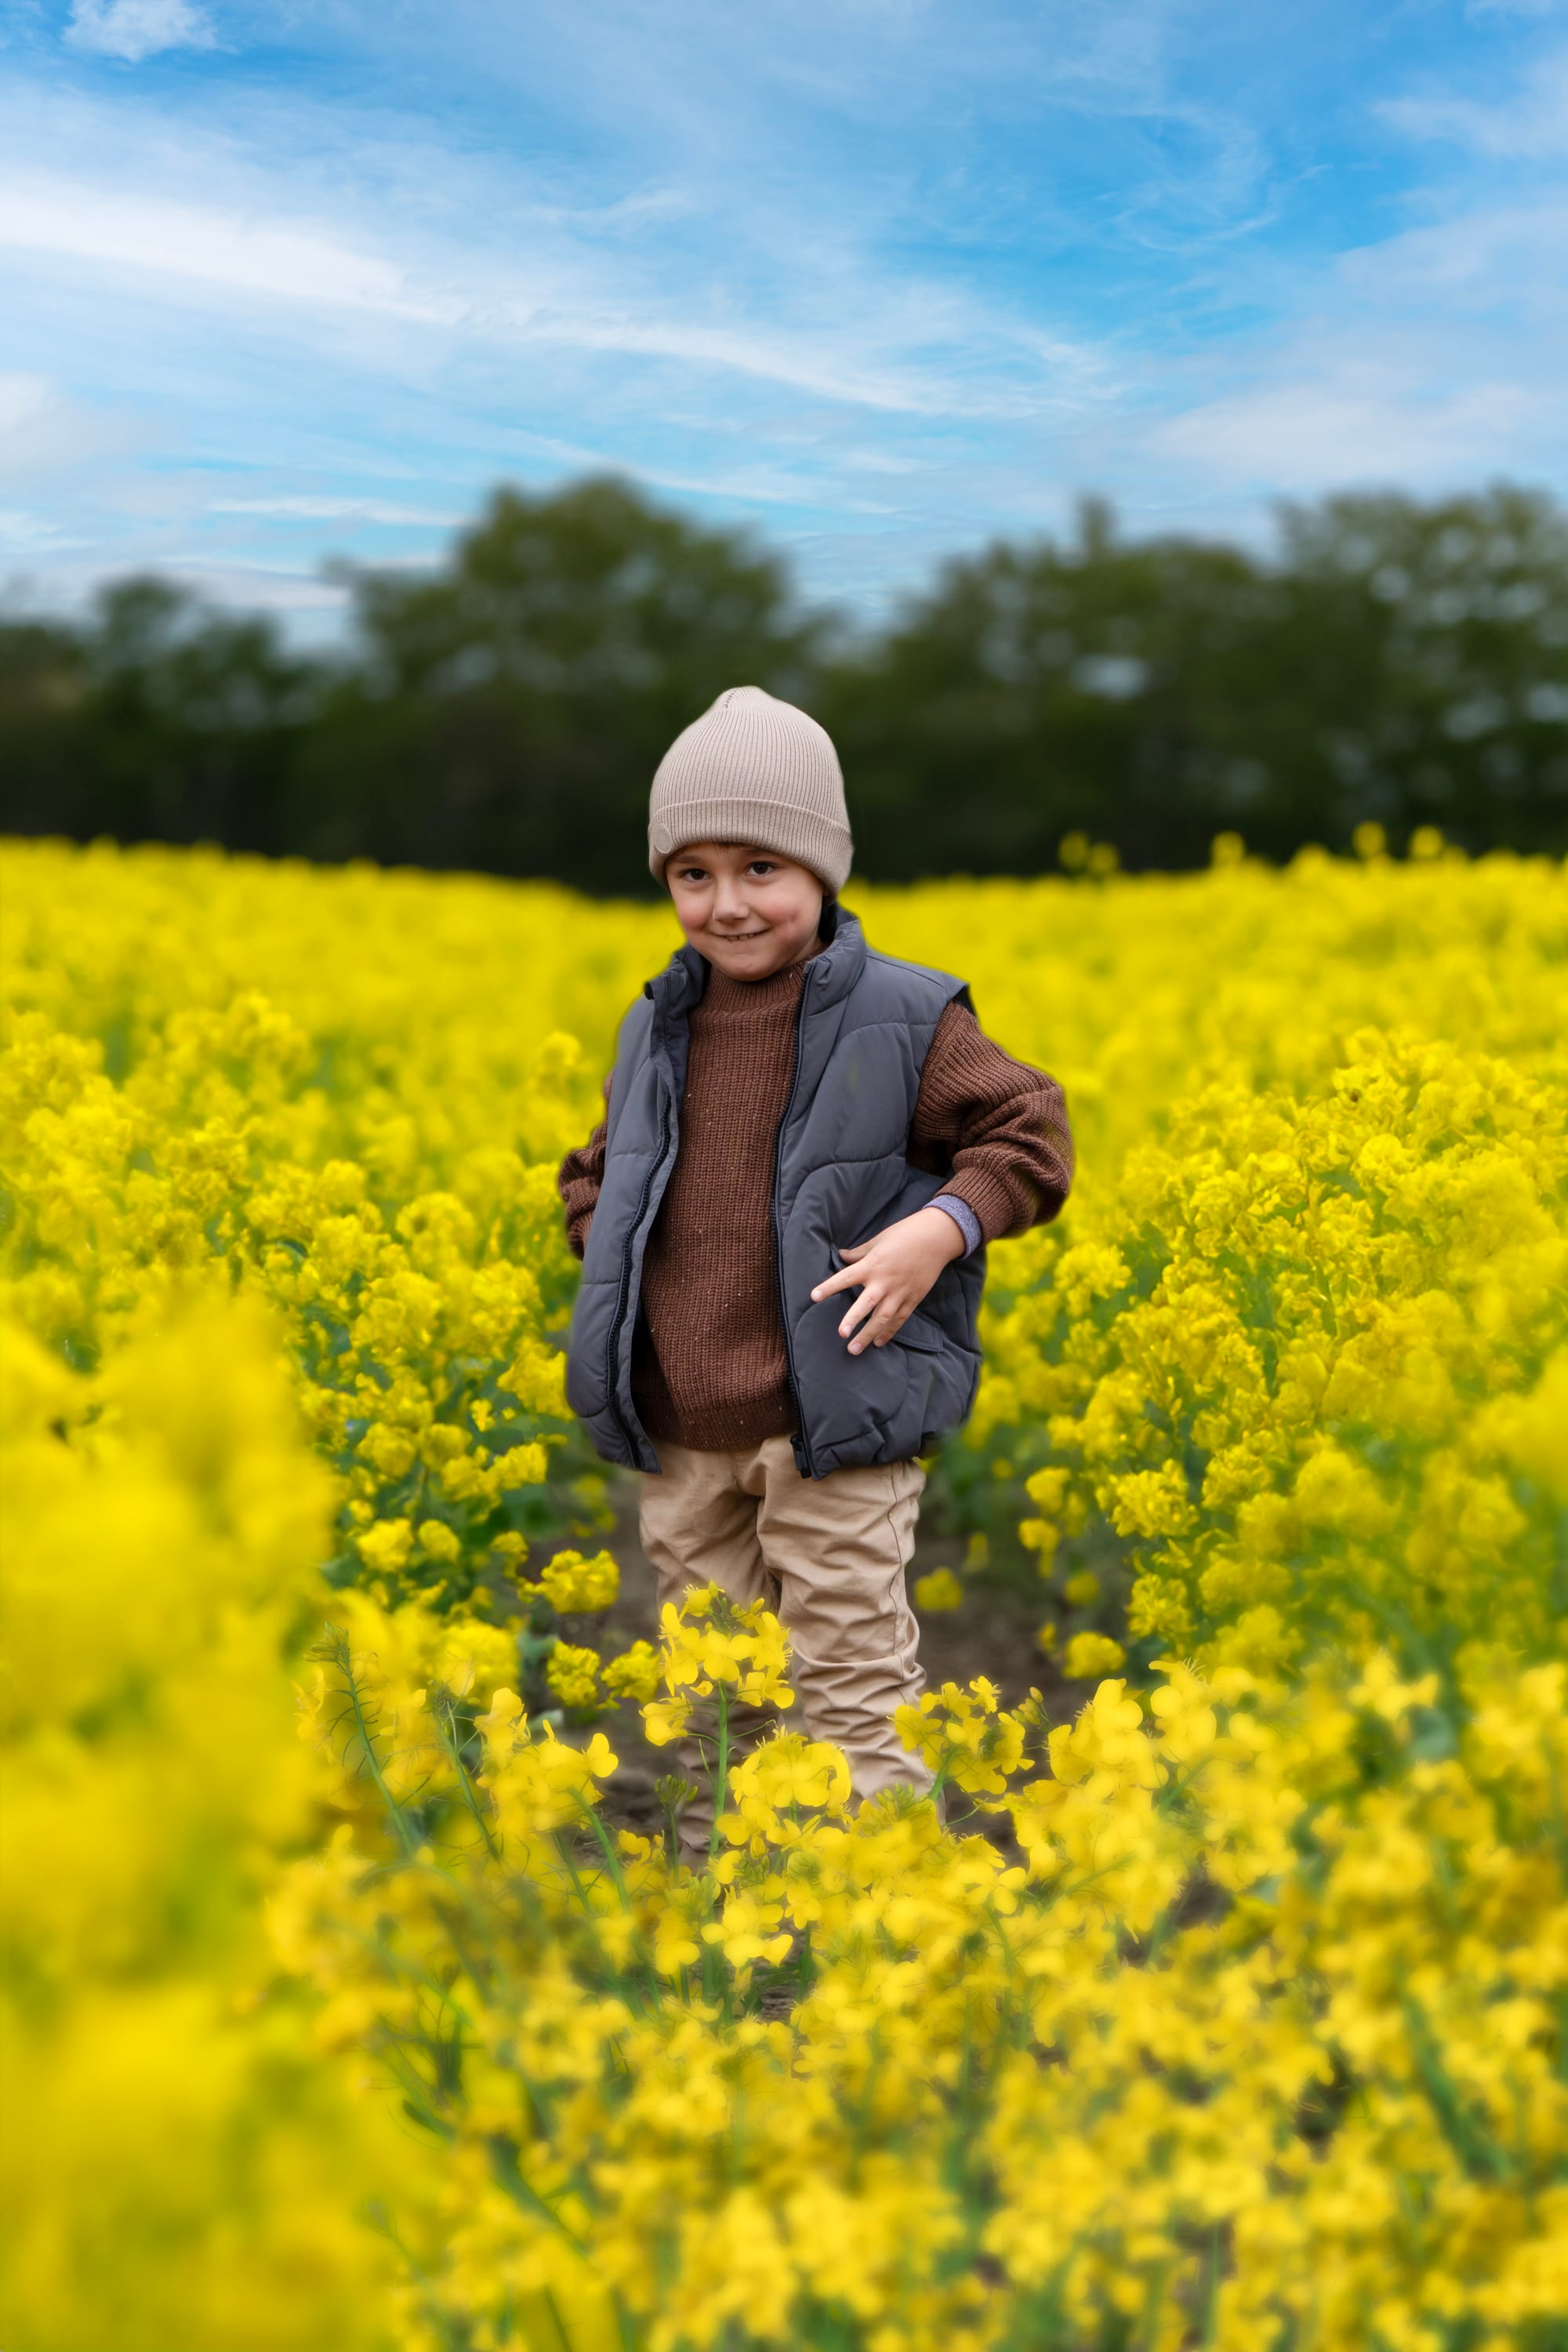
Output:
[639, 1436, 931, 1856]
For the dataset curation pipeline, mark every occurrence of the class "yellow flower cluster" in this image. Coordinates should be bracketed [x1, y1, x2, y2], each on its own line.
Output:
[4, 835, 1566, 2347]
[535, 1544, 620, 1612]
[274, 1597, 1568, 2350]
[1, 839, 666, 1709]
[962, 898, 1567, 1682]
[644, 1583, 797, 1748]
[0, 1300, 426, 2347]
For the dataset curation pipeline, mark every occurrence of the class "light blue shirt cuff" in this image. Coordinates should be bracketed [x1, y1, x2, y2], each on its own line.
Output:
[931, 1192, 982, 1258]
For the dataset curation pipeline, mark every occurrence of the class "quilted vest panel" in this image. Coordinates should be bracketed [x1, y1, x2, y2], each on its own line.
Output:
[564, 907, 984, 1478]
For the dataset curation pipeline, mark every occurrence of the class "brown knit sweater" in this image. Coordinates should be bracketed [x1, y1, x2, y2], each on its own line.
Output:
[558, 962, 1072, 1451]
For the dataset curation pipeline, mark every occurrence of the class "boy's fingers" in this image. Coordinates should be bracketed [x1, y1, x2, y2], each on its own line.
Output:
[838, 1240, 872, 1261]
[810, 1264, 865, 1302]
[849, 1298, 909, 1352]
[838, 1287, 878, 1341]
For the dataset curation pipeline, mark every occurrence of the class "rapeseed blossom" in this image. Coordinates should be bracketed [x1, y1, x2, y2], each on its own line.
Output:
[536, 1545, 620, 1611]
[3, 836, 1565, 2347]
[0, 1301, 427, 2347]
[274, 1595, 1568, 2350]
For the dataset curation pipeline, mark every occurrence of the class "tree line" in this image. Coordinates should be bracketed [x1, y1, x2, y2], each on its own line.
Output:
[3, 477, 1565, 888]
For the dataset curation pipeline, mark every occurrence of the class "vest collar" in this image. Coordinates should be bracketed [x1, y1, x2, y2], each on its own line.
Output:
[646, 902, 868, 1018]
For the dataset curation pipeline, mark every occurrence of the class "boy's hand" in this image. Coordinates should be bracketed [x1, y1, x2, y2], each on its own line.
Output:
[809, 1207, 967, 1355]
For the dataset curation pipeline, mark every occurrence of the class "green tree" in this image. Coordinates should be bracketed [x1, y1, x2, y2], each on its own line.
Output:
[823, 485, 1568, 875]
[2, 479, 1563, 879]
[0, 579, 318, 854]
[0, 616, 89, 837]
[295, 477, 825, 889]
[821, 499, 1269, 875]
[1247, 485, 1568, 853]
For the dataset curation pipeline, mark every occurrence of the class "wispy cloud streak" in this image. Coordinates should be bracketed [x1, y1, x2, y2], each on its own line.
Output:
[0, 0, 1563, 622]
[65, 0, 213, 63]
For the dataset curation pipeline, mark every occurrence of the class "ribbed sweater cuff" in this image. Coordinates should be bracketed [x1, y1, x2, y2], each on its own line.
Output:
[939, 1166, 1020, 1244]
[930, 1193, 982, 1257]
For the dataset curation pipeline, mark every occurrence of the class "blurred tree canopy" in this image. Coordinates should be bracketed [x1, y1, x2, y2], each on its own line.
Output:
[3, 477, 1565, 886]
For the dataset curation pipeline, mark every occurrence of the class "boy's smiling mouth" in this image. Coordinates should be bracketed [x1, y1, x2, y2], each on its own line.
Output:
[666, 842, 827, 979]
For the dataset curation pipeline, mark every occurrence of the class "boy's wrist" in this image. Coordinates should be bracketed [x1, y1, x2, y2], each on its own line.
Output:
[929, 1193, 982, 1258]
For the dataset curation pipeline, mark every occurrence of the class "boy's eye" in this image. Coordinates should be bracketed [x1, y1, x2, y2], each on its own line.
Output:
[747, 861, 776, 877]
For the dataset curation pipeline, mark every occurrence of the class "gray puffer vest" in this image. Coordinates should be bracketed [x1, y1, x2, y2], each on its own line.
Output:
[564, 905, 985, 1478]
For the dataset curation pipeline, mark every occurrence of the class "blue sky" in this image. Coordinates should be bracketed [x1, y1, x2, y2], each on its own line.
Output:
[2, 0, 1566, 632]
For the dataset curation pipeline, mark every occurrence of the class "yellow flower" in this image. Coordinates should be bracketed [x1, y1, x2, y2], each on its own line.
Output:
[654, 1586, 796, 1715]
[537, 1548, 619, 1613]
[355, 1517, 413, 1573]
[895, 1678, 1027, 1795]
[601, 1642, 661, 1704]
[720, 1733, 851, 1853]
[1062, 1630, 1127, 1680]
[545, 1642, 601, 1711]
[913, 1567, 964, 1612]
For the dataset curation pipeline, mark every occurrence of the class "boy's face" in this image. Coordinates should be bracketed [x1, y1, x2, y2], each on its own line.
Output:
[666, 840, 825, 982]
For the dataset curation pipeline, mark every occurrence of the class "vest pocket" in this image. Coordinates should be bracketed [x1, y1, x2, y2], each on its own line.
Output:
[892, 1306, 945, 1354]
[825, 1245, 945, 1357]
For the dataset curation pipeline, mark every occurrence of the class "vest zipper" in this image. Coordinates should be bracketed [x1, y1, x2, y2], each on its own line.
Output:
[773, 975, 815, 1478]
[606, 1092, 670, 1469]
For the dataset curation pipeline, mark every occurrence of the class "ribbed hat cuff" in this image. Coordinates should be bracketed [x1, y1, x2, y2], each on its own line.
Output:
[649, 799, 853, 893]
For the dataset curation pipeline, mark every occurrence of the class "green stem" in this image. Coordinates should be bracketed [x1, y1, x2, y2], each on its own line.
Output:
[325, 1628, 423, 1862]
[710, 1686, 731, 1860]
[430, 1693, 502, 1860]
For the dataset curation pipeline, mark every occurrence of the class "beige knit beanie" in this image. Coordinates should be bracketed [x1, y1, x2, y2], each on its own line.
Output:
[647, 685, 853, 892]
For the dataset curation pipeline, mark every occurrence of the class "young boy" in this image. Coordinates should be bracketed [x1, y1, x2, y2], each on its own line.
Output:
[559, 685, 1072, 1846]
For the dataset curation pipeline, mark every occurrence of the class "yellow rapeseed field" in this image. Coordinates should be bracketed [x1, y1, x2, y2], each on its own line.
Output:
[2, 833, 1566, 2349]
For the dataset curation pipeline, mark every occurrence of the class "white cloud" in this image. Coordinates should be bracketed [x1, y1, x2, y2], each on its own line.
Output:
[0, 165, 1110, 421]
[0, 176, 445, 320]
[1138, 196, 1568, 498]
[1465, 0, 1564, 21]
[0, 372, 133, 483]
[1337, 200, 1568, 320]
[65, 0, 215, 64]
[208, 495, 466, 525]
[1149, 370, 1542, 489]
[82, 555, 350, 610]
[0, 373, 64, 438]
[5, 3, 1567, 621]
[1381, 45, 1568, 158]
[158, 560, 348, 608]
[0, 507, 85, 550]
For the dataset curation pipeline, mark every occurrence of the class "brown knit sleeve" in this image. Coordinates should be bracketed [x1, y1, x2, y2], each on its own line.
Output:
[909, 1000, 1073, 1241]
[557, 1071, 613, 1261]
